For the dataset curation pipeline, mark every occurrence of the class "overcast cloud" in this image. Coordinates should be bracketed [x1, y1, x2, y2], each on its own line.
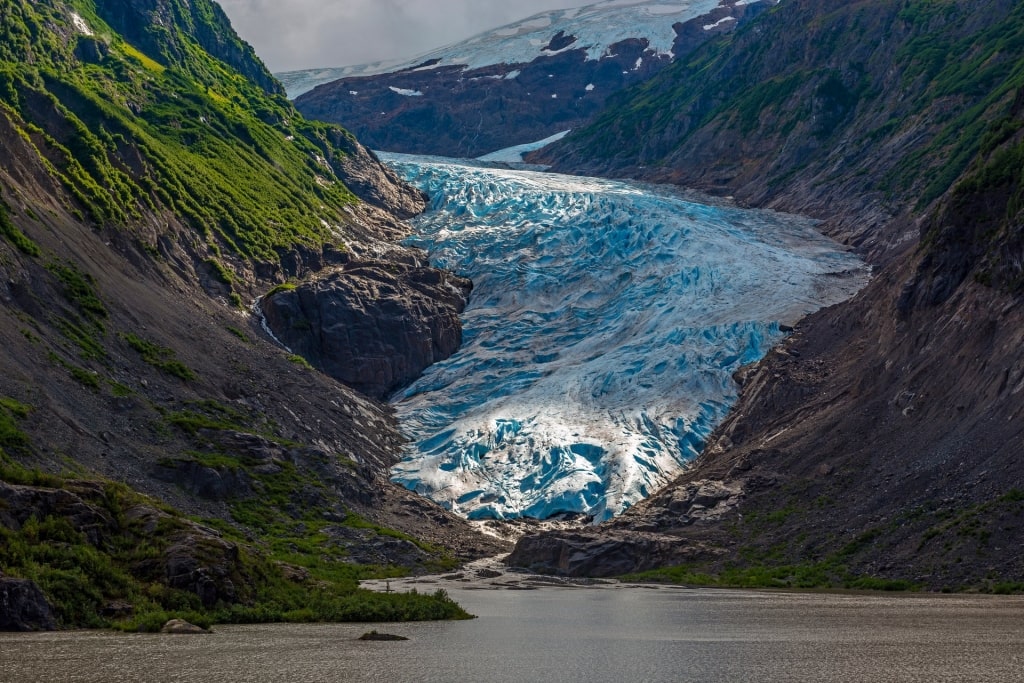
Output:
[218, 0, 584, 73]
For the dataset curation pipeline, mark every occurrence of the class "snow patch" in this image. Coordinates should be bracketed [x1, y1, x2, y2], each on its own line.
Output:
[585, 83, 596, 91]
[476, 130, 571, 163]
[389, 86, 424, 97]
[277, 0, 732, 98]
[704, 16, 737, 30]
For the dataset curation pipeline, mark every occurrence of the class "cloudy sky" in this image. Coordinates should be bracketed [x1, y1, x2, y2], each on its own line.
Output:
[219, 1, 584, 73]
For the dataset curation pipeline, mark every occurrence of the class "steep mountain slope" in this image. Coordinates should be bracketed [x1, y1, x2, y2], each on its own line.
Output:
[509, 0, 1024, 590]
[0, 0, 502, 631]
[535, 0, 1024, 260]
[286, 0, 775, 158]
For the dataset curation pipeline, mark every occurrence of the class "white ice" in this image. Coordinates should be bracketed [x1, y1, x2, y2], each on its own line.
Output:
[381, 154, 868, 522]
[476, 130, 572, 163]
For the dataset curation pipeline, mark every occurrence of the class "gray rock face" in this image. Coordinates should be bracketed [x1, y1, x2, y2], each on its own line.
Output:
[505, 530, 719, 578]
[152, 459, 253, 501]
[261, 260, 472, 399]
[162, 532, 240, 608]
[0, 578, 57, 631]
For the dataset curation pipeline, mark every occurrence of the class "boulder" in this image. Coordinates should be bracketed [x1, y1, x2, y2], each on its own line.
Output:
[0, 578, 57, 631]
[160, 618, 208, 634]
[359, 630, 408, 641]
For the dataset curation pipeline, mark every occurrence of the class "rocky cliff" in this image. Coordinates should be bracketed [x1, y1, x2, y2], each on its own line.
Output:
[261, 257, 472, 400]
[0, 0, 502, 631]
[288, 0, 774, 159]
[509, 0, 1024, 591]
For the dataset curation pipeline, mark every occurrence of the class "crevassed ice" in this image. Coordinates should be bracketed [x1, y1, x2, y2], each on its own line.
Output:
[381, 154, 868, 522]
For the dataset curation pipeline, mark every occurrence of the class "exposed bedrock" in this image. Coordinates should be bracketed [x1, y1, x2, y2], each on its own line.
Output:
[261, 259, 472, 399]
[505, 529, 723, 578]
[0, 578, 58, 632]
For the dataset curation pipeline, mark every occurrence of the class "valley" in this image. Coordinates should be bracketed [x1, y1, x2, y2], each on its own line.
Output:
[1, 0, 1023, 649]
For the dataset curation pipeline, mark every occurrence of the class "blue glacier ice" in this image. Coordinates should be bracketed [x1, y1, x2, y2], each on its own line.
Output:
[380, 153, 868, 522]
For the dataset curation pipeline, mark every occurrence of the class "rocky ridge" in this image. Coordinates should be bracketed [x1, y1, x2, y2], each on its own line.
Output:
[288, 0, 774, 159]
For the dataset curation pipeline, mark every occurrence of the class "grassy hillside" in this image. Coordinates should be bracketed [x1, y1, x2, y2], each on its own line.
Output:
[0, 0, 370, 265]
[0, 0, 496, 631]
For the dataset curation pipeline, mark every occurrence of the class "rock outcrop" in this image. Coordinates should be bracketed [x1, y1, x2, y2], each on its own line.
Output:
[506, 530, 722, 578]
[0, 578, 57, 631]
[261, 259, 472, 399]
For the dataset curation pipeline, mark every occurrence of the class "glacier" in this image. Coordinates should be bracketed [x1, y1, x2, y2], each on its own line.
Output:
[382, 154, 868, 522]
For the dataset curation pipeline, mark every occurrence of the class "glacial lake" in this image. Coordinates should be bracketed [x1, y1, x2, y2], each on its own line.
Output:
[3, 586, 1022, 682]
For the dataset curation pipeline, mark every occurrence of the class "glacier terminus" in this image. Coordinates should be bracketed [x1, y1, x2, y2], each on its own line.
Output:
[383, 154, 868, 522]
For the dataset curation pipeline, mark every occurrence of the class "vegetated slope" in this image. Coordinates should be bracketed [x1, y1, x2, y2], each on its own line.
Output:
[288, 0, 775, 158]
[0, 0, 502, 631]
[508, 0, 1024, 591]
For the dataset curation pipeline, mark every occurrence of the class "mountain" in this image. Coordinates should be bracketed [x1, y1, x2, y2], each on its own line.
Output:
[0, 0, 503, 631]
[283, 0, 776, 159]
[508, 0, 1024, 590]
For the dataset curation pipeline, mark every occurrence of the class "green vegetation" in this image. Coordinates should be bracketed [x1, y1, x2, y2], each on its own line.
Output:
[0, 0, 363, 269]
[886, 2, 1024, 208]
[0, 395, 469, 630]
[48, 262, 107, 320]
[226, 325, 251, 343]
[266, 282, 297, 297]
[286, 353, 313, 369]
[205, 257, 233, 285]
[622, 563, 920, 592]
[0, 397, 34, 458]
[120, 332, 195, 380]
[0, 191, 41, 256]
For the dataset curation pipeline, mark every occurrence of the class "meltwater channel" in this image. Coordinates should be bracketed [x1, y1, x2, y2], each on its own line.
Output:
[382, 154, 868, 522]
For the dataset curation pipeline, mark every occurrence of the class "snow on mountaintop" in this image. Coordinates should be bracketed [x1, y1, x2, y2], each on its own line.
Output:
[278, 0, 765, 99]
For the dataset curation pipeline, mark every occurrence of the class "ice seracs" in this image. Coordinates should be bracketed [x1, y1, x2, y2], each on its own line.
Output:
[383, 154, 868, 522]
